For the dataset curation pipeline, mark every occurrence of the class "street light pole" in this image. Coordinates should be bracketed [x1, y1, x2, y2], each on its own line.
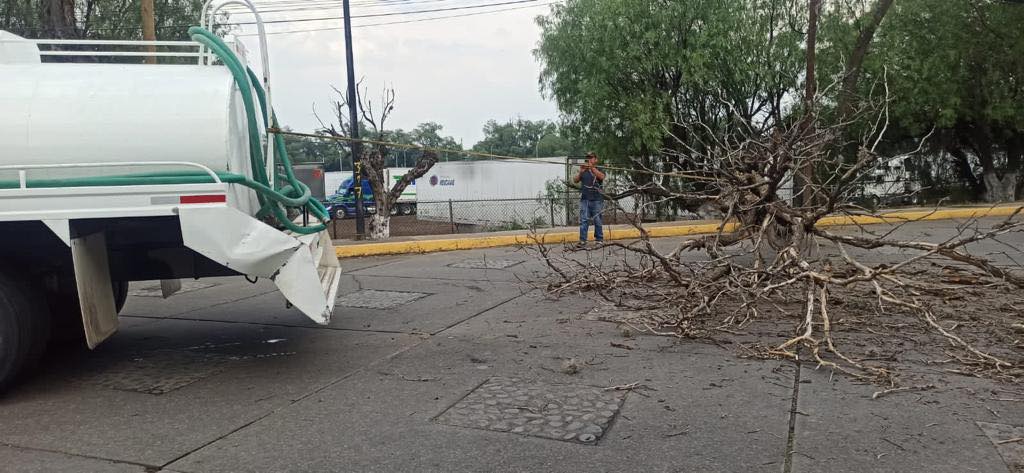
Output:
[342, 0, 365, 237]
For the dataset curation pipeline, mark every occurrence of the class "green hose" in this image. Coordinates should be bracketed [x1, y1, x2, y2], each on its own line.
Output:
[0, 26, 328, 235]
[187, 26, 328, 233]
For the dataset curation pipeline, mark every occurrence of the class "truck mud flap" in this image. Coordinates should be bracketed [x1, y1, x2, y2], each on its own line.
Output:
[178, 206, 340, 324]
[70, 231, 120, 349]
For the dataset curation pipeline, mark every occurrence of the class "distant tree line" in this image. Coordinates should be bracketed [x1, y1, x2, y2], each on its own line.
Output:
[2, 0, 208, 40]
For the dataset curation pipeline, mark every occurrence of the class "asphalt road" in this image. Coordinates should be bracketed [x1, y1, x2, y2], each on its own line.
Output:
[0, 218, 1022, 472]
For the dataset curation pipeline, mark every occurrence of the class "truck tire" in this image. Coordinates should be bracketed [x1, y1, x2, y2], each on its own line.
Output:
[398, 203, 411, 216]
[113, 281, 129, 314]
[48, 281, 128, 346]
[0, 271, 50, 392]
[869, 195, 881, 210]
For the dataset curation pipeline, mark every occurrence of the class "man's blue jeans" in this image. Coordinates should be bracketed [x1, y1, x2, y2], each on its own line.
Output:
[579, 199, 604, 242]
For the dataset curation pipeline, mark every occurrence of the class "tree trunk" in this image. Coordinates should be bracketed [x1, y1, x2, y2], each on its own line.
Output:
[1008, 133, 1023, 201]
[45, 0, 75, 38]
[368, 213, 390, 240]
[961, 120, 1009, 203]
[836, 0, 895, 122]
[366, 185, 392, 240]
[982, 170, 1017, 203]
[363, 150, 437, 240]
[803, 0, 820, 110]
[362, 151, 390, 240]
[796, 0, 821, 208]
[946, 145, 984, 198]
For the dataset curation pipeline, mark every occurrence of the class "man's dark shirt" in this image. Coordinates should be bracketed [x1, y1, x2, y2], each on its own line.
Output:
[580, 167, 603, 201]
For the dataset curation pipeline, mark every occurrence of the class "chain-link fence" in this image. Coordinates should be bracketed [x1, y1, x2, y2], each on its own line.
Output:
[327, 193, 642, 239]
[325, 174, 996, 240]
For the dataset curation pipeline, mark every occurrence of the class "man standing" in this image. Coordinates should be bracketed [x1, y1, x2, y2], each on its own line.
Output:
[573, 152, 606, 247]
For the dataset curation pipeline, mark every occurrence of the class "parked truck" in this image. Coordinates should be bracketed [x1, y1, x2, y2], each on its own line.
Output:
[0, 10, 340, 390]
[855, 156, 922, 208]
[324, 168, 418, 218]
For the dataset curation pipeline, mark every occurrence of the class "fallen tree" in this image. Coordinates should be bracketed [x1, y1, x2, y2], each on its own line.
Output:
[527, 100, 1024, 385]
[529, 1, 1024, 385]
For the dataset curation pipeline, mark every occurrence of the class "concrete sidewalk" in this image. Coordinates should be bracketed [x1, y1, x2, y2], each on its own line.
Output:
[0, 218, 1021, 472]
[333, 203, 1024, 257]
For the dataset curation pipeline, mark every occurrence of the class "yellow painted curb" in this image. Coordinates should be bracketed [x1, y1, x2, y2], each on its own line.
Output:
[816, 205, 1021, 227]
[335, 204, 1022, 258]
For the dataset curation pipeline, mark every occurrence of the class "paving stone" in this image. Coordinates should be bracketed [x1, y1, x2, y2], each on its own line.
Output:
[77, 349, 236, 395]
[449, 259, 523, 269]
[436, 376, 625, 444]
[335, 289, 429, 309]
[976, 422, 1024, 472]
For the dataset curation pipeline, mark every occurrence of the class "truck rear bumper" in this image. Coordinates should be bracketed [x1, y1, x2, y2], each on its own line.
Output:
[30, 206, 339, 348]
[178, 205, 339, 324]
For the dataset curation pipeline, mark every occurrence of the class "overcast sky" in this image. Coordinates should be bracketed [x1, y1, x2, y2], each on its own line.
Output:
[231, 1, 561, 146]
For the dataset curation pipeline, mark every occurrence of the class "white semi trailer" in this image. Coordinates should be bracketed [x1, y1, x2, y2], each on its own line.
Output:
[417, 158, 569, 225]
[0, 5, 340, 390]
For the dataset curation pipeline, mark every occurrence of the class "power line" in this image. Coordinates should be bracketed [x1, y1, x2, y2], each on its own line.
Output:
[269, 128, 713, 181]
[239, 1, 556, 35]
[225, 0, 541, 25]
[222, 0, 458, 13]
[12, 0, 557, 33]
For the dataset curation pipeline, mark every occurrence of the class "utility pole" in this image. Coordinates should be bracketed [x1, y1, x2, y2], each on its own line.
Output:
[141, 0, 156, 64]
[342, 0, 365, 237]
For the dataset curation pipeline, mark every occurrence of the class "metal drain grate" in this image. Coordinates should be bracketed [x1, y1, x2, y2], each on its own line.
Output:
[336, 289, 429, 309]
[436, 377, 625, 444]
[80, 350, 234, 394]
[448, 259, 523, 269]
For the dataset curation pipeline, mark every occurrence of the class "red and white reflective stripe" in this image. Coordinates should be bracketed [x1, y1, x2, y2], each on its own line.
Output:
[179, 194, 226, 204]
[149, 194, 228, 205]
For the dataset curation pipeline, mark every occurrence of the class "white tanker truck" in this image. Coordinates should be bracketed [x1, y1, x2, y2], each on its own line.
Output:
[0, 5, 341, 390]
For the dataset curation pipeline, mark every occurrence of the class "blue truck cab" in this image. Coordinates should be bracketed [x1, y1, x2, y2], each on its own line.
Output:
[326, 178, 375, 219]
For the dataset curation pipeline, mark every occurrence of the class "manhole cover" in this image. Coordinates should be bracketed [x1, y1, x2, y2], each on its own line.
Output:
[129, 280, 217, 297]
[449, 259, 523, 269]
[336, 289, 428, 309]
[977, 422, 1024, 471]
[80, 350, 234, 395]
[436, 377, 626, 444]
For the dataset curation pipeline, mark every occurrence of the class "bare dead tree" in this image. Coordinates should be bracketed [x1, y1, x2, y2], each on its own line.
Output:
[318, 83, 438, 239]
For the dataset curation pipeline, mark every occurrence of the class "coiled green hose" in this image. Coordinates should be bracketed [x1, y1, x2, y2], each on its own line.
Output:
[0, 26, 329, 235]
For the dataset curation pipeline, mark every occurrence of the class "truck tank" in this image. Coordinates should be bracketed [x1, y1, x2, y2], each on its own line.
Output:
[0, 51, 260, 214]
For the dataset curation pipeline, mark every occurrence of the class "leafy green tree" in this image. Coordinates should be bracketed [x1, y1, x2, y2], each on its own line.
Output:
[281, 128, 348, 171]
[535, 0, 805, 215]
[535, 0, 805, 173]
[535, 132, 575, 157]
[854, 0, 1024, 201]
[386, 122, 464, 165]
[471, 118, 576, 157]
[3, 0, 215, 40]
